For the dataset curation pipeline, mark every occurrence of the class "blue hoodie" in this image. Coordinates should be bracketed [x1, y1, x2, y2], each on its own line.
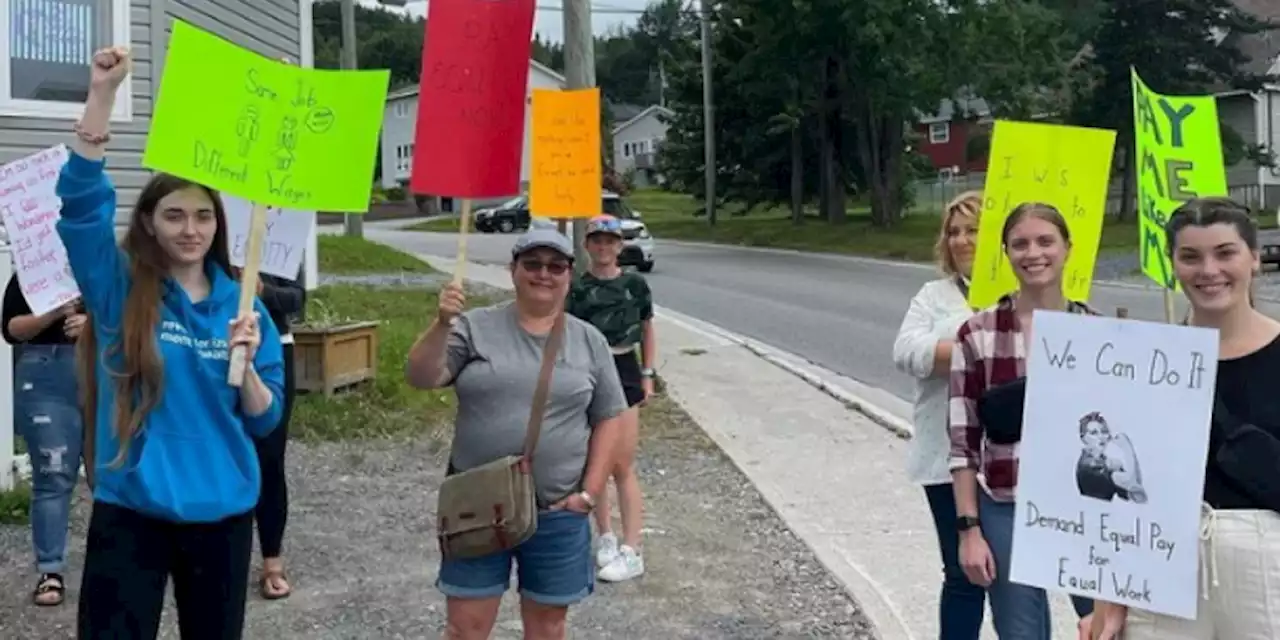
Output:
[56, 152, 285, 523]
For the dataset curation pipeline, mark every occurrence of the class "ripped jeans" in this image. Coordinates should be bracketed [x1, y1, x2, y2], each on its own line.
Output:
[15, 344, 83, 574]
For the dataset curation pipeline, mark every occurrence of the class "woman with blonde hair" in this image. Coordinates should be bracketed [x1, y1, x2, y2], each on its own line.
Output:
[892, 190, 987, 637]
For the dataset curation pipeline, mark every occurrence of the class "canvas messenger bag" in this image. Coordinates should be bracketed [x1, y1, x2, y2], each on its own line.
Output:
[435, 312, 566, 560]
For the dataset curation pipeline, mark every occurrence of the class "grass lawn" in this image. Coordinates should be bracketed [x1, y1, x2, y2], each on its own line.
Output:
[0, 480, 30, 525]
[290, 283, 474, 443]
[317, 234, 435, 274]
[629, 189, 1145, 262]
[295, 238, 482, 442]
[407, 217, 462, 233]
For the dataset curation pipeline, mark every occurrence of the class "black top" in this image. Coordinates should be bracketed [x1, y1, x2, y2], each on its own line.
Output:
[1205, 334, 1280, 510]
[258, 272, 306, 335]
[0, 275, 75, 345]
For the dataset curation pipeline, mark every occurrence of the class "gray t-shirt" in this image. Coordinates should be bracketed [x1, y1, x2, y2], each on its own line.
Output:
[446, 302, 628, 505]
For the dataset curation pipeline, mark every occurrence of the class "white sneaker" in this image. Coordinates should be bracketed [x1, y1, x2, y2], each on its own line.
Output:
[595, 532, 620, 568]
[597, 545, 644, 582]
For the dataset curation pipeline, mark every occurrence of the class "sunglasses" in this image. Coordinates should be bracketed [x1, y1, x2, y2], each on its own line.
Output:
[519, 258, 571, 276]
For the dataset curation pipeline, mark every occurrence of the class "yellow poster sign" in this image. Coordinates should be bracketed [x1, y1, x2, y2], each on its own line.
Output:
[1132, 69, 1228, 289]
[968, 120, 1117, 309]
[143, 20, 390, 212]
[530, 88, 602, 218]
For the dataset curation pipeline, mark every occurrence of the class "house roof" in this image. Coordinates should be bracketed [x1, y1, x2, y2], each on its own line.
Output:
[611, 105, 673, 135]
[386, 59, 567, 102]
[917, 96, 991, 124]
[608, 102, 648, 124]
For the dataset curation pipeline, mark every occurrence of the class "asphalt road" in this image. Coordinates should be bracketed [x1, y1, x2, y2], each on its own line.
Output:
[357, 222, 1280, 413]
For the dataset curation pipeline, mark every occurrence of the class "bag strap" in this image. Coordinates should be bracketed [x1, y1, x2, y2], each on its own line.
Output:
[522, 312, 567, 464]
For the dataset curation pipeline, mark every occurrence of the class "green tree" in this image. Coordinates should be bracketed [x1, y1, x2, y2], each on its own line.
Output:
[1070, 0, 1277, 220]
[313, 0, 424, 87]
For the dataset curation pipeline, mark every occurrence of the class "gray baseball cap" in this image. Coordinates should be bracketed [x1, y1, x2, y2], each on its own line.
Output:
[511, 227, 574, 261]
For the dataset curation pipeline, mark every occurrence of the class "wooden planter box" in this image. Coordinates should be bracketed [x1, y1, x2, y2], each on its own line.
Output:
[292, 321, 380, 396]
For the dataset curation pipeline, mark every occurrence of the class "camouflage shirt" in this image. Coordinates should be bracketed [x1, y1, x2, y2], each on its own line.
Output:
[566, 272, 654, 348]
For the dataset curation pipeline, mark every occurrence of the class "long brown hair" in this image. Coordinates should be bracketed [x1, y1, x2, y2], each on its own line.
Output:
[78, 173, 232, 470]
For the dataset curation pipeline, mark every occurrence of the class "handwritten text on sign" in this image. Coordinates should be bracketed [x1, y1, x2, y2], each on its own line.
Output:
[1010, 312, 1217, 620]
[969, 121, 1116, 309]
[530, 88, 602, 217]
[1131, 69, 1228, 290]
[144, 20, 389, 212]
[221, 195, 313, 280]
[0, 146, 80, 315]
[411, 0, 537, 198]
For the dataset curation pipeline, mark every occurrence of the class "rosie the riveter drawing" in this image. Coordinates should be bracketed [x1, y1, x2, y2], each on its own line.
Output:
[1075, 411, 1148, 504]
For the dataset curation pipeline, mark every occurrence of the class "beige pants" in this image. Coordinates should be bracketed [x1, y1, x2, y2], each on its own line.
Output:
[1125, 508, 1280, 640]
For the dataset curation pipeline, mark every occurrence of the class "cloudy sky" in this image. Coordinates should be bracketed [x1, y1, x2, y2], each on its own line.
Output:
[354, 0, 650, 43]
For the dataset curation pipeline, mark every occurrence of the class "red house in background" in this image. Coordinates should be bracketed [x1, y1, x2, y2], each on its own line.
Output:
[912, 96, 993, 178]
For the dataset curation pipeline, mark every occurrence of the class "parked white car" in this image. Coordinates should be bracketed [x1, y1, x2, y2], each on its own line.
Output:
[531, 192, 655, 272]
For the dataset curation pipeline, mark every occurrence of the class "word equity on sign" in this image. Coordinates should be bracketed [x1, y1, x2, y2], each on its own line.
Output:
[222, 195, 313, 280]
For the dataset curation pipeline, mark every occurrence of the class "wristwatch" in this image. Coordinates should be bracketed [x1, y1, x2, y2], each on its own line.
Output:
[956, 515, 981, 532]
[578, 491, 596, 511]
[640, 367, 655, 378]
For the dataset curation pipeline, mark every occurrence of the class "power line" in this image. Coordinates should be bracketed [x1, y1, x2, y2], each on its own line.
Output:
[536, 4, 646, 14]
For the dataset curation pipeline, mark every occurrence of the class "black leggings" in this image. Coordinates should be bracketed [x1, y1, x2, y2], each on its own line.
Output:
[254, 343, 295, 559]
[77, 501, 253, 640]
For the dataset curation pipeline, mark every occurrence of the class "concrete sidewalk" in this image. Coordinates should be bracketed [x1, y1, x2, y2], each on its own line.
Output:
[424, 255, 1079, 640]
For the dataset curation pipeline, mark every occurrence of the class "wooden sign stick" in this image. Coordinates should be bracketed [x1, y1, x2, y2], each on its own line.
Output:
[453, 198, 472, 285]
[228, 201, 270, 387]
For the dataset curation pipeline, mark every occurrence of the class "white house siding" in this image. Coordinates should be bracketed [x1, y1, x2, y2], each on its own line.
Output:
[379, 61, 567, 200]
[0, 0, 303, 221]
[1219, 94, 1260, 188]
[612, 108, 669, 174]
[1262, 89, 1280, 208]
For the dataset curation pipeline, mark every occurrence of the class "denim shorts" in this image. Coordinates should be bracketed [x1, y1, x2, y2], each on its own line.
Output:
[436, 509, 593, 606]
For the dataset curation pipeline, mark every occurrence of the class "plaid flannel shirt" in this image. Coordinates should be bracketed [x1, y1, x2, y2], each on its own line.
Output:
[948, 294, 1096, 502]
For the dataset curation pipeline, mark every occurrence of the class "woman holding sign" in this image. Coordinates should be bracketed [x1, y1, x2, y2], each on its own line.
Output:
[407, 229, 627, 640]
[58, 48, 286, 639]
[2, 281, 87, 607]
[948, 203, 1098, 639]
[1092, 198, 1280, 640]
[892, 191, 988, 636]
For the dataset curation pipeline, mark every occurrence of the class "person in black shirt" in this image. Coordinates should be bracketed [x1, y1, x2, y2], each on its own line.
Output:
[1093, 197, 1280, 639]
[1, 274, 87, 606]
[236, 268, 305, 599]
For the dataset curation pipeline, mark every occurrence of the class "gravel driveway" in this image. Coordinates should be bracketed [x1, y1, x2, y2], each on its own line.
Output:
[0, 398, 873, 639]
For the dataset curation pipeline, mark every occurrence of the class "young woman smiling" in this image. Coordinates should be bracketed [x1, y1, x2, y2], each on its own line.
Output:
[58, 47, 285, 638]
[948, 203, 1096, 639]
[892, 191, 987, 637]
[1092, 198, 1280, 640]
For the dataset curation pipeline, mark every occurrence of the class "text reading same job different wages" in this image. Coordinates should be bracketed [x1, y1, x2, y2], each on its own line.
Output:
[192, 69, 335, 207]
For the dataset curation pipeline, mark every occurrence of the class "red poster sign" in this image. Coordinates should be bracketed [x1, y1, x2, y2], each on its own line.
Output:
[410, 0, 536, 198]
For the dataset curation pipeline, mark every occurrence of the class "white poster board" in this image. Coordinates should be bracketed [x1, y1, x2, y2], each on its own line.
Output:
[0, 145, 80, 315]
[1011, 311, 1218, 620]
[221, 195, 314, 280]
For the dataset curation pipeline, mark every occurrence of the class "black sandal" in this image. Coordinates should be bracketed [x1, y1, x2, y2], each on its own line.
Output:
[33, 573, 65, 607]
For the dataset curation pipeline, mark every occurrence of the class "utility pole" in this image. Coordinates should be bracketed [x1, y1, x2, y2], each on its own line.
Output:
[699, 0, 716, 226]
[340, 0, 364, 238]
[562, 0, 594, 269]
